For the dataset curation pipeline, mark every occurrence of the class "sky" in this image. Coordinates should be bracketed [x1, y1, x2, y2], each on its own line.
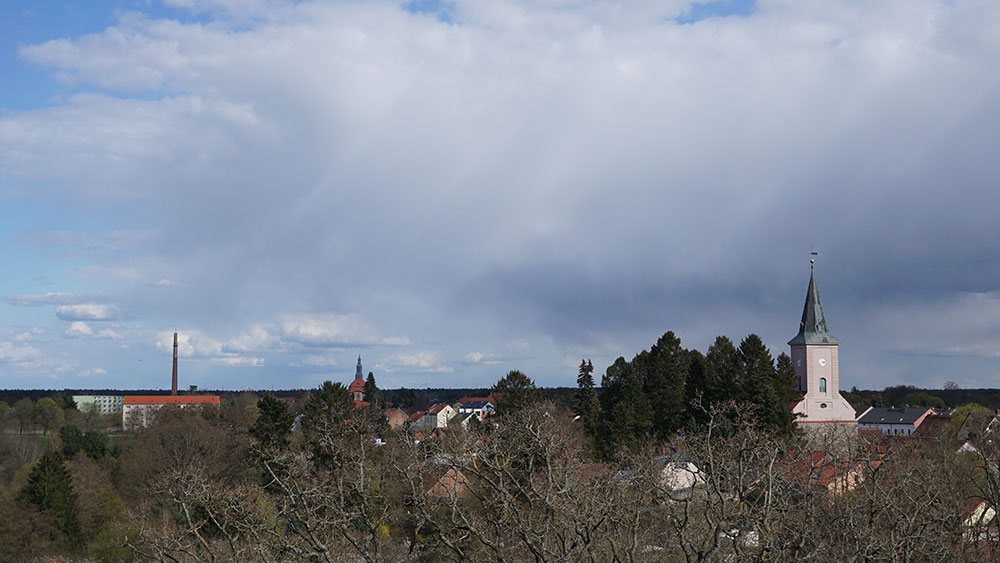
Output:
[1, 0, 999, 392]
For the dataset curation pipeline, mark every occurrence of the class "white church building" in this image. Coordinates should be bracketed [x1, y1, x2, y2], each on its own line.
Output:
[789, 261, 857, 434]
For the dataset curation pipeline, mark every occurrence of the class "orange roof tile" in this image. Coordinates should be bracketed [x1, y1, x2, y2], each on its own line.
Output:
[347, 378, 366, 393]
[124, 395, 220, 406]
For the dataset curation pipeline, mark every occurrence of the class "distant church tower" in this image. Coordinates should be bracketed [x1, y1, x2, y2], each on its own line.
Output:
[348, 355, 366, 403]
[789, 260, 857, 430]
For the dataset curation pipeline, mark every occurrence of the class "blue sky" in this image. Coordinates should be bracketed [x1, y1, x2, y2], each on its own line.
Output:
[2, 0, 1000, 392]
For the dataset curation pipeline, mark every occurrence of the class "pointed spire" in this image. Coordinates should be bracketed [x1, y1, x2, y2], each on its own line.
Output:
[356, 355, 363, 380]
[788, 260, 839, 345]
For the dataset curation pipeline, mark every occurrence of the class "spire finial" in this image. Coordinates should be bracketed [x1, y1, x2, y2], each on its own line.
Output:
[789, 252, 838, 345]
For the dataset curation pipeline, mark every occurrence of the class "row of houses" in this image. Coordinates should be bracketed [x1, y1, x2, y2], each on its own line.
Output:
[72, 394, 221, 429]
[856, 405, 1000, 442]
[389, 396, 497, 432]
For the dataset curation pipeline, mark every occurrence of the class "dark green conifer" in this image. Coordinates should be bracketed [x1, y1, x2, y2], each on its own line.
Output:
[705, 336, 740, 405]
[20, 451, 82, 549]
[59, 424, 83, 458]
[493, 370, 541, 415]
[251, 393, 296, 450]
[364, 372, 385, 409]
[737, 334, 796, 435]
[573, 359, 602, 444]
[775, 352, 799, 398]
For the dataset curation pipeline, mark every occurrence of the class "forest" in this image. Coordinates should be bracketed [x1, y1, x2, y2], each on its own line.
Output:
[1, 331, 998, 561]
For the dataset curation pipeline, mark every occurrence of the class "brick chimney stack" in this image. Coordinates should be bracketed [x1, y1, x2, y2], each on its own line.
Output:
[171, 332, 178, 395]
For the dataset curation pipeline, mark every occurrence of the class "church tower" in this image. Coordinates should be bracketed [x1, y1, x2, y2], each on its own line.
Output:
[789, 260, 856, 427]
[348, 355, 367, 403]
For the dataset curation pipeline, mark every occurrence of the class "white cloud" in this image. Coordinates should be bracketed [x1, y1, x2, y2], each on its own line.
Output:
[221, 325, 276, 353]
[278, 314, 381, 347]
[463, 351, 504, 365]
[376, 351, 454, 373]
[214, 356, 264, 366]
[289, 355, 340, 368]
[78, 367, 108, 377]
[12, 328, 45, 341]
[56, 304, 123, 321]
[0, 341, 44, 364]
[64, 321, 122, 339]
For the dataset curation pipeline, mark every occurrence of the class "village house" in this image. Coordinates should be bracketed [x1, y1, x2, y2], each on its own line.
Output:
[423, 467, 470, 499]
[458, 399, 495, 421]
[778, 451, 877, 496]
[963, 499, 997, 541]
[385, 407, 409, 430]
[123, 395, 220, 429]
[957, 411, 1000, 443]
[422, 403, 459, 430]
[857, 407, 936, 436]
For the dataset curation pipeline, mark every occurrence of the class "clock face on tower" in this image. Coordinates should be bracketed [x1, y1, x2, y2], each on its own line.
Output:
[818, 358, 827, 367]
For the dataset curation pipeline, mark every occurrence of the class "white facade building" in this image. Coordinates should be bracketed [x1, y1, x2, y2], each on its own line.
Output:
[73, 395, 124, 415]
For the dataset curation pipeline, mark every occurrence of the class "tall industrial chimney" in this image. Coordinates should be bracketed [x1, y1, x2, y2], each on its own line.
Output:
[171, 332, 178, 395]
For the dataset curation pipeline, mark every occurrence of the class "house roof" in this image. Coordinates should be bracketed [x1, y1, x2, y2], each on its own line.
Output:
[460, 400, 494, 410]
[857, 407, 932, 426]
[910, 414, 951, 438]
[779, 450, 872, 489]
[957, 411, 999, 441]
[788, 263, 839, 345]
[458, 394, 496, 405]
[124, 395, 220, 406]
[423, 467, 469, 498]
[428, 403, 450, 415]
[409, 410, 426, 422]
[347, 378, 366, 393]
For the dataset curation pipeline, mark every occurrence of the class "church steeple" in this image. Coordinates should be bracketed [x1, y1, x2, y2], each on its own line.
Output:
[788, 261, 838, 345]
[349, 355, 366, 402]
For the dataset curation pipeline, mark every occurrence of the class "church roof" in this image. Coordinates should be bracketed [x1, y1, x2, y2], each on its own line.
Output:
[347, 378, 366, 393]
[788, 263, 839, 345]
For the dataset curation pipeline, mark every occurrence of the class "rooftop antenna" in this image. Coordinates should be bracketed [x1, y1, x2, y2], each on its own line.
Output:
[171, 332, 178, 395]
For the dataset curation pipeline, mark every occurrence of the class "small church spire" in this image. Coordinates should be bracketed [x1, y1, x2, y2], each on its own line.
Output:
[356, 355, 363, 381]
[788, 257, 838, 345]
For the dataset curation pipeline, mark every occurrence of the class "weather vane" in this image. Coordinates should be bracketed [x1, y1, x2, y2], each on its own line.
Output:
[810, 248, 818, 265]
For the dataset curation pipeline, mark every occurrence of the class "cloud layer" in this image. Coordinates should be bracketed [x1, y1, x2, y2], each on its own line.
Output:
[2, 0, 999, 389]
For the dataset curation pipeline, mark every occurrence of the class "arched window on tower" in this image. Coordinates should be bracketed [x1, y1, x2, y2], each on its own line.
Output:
[819, 378, 827, 393]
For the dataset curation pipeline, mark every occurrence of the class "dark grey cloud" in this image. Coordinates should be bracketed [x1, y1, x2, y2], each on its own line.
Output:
[1, 0, 999, 389]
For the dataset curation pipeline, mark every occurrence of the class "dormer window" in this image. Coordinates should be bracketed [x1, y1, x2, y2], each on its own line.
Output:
[819, 378, 827, 393]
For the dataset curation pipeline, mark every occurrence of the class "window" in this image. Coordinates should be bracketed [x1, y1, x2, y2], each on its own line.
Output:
[819, 378, 827, 393]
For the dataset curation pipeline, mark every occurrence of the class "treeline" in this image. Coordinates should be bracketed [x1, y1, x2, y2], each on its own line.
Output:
[573, 331, 800, 458]
[4, 379, 999, 561]
[844, 385, 1000, 412]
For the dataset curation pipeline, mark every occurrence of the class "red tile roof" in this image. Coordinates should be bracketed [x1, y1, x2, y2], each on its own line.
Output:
[124, 395, 220, 406]
[458, 394, 496, 404]
[347, 378, 366, 393]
